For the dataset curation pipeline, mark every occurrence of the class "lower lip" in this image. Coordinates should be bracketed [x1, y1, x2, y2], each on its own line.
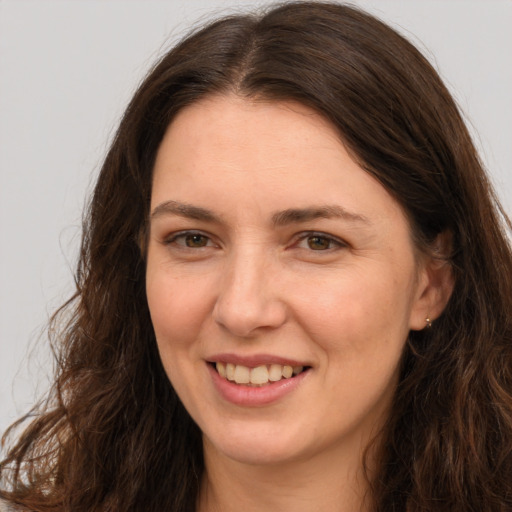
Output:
[208, 364, 309, 407]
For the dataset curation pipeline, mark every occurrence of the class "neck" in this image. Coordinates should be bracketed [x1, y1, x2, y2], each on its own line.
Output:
[197, 435, 377, 512]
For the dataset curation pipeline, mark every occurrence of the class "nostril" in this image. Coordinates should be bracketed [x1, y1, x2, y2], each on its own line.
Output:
[212, 272, 288, 337]
[213, 303, 288, 337]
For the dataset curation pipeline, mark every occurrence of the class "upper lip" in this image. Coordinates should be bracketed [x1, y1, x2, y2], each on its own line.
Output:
[207, 353, 310, 368]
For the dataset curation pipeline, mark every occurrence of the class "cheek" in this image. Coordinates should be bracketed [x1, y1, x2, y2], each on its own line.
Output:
[146, 269, 217, 406]
[146, 268, 215, 348]
[289, 266, 414, 354]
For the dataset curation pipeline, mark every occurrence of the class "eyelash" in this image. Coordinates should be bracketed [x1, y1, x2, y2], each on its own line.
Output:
[163, 230, 346, 252]
[293, 231, 347, 251]
[164, 230, 216, 249]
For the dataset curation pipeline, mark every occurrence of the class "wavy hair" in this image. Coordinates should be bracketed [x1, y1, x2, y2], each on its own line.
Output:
[1, 2, 511, 511]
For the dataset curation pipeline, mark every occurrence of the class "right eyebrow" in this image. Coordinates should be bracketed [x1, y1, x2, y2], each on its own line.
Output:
[150, 200, 222, 223]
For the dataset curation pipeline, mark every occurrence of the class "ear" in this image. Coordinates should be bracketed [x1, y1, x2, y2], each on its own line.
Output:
[409, 231, 455, 331]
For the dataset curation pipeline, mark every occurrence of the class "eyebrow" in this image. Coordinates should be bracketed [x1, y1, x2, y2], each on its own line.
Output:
[151, 200, 222, 223]
[271, 205, 370, 227]
[150, 200, 370, 226]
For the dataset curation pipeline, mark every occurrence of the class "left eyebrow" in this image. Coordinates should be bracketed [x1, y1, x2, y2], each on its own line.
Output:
[271, 205, 370, 227]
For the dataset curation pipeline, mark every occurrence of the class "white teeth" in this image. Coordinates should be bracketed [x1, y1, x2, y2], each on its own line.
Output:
[268, 364, 283, 382]
[233, 365, 250, 384]
[216, 362, 226, 378]
[250, 365, 269, 385]
[282, 365, 293, 379]
[226, 363, 235, 381]
[217, 362, 305, 385]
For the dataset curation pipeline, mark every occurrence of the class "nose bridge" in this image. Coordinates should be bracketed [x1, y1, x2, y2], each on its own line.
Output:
[213, 242, 286, 337]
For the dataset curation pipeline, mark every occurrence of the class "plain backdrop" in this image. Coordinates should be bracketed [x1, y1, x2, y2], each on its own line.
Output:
[1, 0, 511, 435]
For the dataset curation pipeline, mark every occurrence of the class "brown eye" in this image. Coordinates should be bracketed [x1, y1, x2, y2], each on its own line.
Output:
[307, 236, 332, 250]
[185, 234, 209, 247]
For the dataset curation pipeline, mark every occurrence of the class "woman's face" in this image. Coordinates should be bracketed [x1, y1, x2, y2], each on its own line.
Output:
[146, 95, 431, 467]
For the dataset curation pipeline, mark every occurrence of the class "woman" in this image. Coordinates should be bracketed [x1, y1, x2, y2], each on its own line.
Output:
[1, 2, 511, 511]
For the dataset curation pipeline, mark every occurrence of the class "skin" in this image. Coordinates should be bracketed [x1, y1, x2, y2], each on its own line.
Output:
[145, 95, 453, 511]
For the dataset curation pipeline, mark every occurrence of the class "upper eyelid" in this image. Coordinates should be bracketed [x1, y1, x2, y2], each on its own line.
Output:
[163, 230, 216, 244]
[293, 231, 347, 246]
[160, 228, 347, 247]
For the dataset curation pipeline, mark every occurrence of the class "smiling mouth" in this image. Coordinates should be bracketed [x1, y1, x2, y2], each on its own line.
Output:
[211, 362, 308, 386]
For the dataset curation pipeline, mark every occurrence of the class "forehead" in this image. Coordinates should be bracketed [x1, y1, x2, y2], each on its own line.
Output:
[151, 94, 405, 229]
[156, 94, 344, 168]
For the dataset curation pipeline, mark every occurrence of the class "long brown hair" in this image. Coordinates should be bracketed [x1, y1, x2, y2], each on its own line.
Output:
[2, 2, 511, 511]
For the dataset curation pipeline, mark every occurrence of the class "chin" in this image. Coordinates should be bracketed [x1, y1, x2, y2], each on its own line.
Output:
[203, 422, 309, 467]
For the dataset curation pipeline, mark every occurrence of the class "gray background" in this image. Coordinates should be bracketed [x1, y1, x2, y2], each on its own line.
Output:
[1, 0, 511, 435]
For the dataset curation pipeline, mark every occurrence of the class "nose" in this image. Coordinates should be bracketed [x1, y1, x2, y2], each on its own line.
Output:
[212, 249, 287, 338]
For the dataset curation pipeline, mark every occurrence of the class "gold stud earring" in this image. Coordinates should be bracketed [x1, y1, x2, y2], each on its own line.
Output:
[425, 317, 432, 328]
